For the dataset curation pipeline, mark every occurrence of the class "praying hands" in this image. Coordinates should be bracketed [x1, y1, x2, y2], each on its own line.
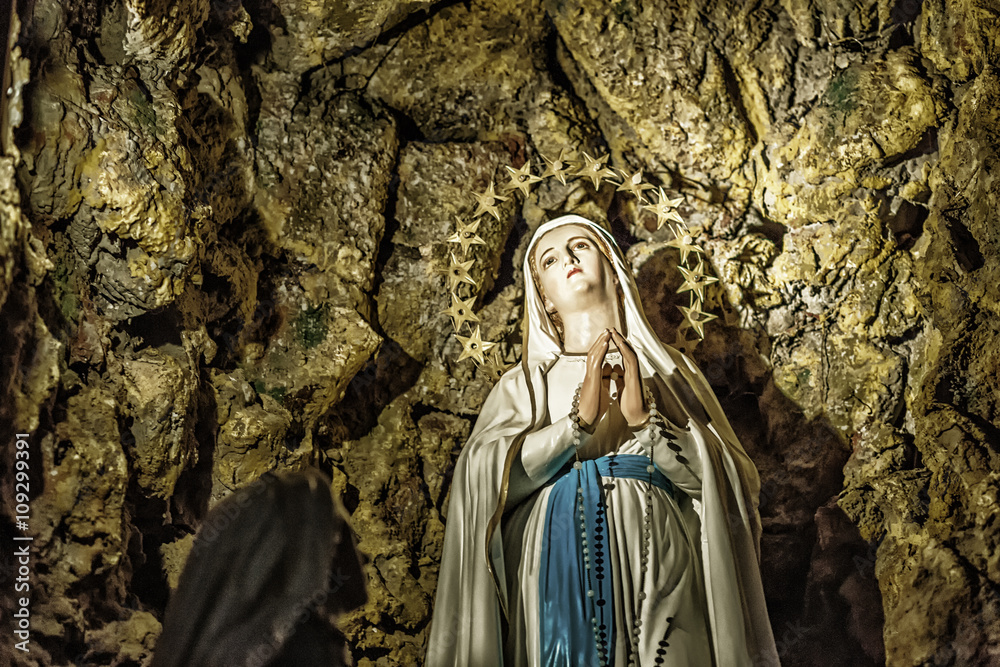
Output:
[578, 328, 650, 430]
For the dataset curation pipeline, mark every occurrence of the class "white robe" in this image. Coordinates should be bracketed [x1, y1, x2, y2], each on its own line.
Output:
[425, 215, 779, 667]
[502, 353, 712, 666]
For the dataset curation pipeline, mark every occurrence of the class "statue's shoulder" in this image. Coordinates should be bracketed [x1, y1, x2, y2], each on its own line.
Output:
[489, 363, 527, 396]
[484, 361, 554, 411]
[499, 362, 526, 381]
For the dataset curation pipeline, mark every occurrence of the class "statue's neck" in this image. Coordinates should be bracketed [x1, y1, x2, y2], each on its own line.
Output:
[560, 301, 623, 353]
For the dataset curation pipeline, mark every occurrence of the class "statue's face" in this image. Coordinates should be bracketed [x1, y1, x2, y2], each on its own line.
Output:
[532, 224, 617, 317]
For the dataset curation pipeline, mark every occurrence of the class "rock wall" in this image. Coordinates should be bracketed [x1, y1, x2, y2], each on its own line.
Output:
[3, 0, 998, 664]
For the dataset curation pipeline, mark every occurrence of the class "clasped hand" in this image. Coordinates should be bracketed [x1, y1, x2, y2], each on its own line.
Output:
[577, 329, 649, 431]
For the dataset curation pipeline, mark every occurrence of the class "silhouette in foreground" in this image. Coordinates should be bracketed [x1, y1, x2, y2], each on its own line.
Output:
[153, 468, 367, 667]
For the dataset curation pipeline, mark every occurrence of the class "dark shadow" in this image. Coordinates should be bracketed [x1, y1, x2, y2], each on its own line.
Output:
[889, 200, 928, 251]
[323, 338, 424, 445]
[168, 366, 220, 534]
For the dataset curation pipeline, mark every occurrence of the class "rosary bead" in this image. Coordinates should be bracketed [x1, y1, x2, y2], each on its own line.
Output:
[572, 386, 663, 662]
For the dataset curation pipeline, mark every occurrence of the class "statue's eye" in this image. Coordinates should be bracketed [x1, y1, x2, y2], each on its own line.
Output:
[543, 256, 556, 267]
[575, 241, 589, 249]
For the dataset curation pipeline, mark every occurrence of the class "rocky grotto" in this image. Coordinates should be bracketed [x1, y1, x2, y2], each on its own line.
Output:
[1, 0, 999, 664]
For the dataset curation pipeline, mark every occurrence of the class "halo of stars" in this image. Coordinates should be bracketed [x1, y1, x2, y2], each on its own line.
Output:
[442, 152, 721, 378]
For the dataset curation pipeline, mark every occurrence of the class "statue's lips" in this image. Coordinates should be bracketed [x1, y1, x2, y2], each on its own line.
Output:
[567, 267, 582, 278]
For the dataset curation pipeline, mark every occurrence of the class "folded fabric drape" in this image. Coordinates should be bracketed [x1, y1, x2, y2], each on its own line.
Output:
[540, 455, 675, 666]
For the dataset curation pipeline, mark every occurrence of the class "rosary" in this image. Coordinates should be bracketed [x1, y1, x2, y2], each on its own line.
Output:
[570, 378, 678, 665]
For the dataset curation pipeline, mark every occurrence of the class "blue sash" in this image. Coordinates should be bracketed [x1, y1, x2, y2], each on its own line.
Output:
[538, 455, 675, 666]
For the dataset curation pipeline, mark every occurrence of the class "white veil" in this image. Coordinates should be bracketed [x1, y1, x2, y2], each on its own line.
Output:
[426, 215, 780, 666]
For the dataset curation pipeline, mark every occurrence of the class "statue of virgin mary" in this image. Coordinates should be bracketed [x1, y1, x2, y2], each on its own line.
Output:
[426, 215, 780, 666]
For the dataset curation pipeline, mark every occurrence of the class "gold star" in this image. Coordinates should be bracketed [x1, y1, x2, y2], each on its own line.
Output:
[481, 347, 512, 381]
[616, 169, 654, 202]
[671, 323, 700, 354]
[677, 305, 718, 339]
[471, 181, 508, 221]
[684, 261, 720, 304]
[677, 262, 718, 300]
[677, 265, 708, 302]
[665, 232, 703, 265]
[540, 149, 572, 185]
[504, 162, 542, 197]
[446, 252, 478, 291]
[441, 293, 480, 331]
[692, 260, 719, 286]
[576, 152, 617, 190]
[642, 187, 685, 229]
[446, 217, 486, 256]
[456, 325, 495, 364]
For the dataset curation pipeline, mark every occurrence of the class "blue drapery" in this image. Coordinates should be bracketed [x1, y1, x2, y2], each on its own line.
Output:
[539, 455, 675, 666]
